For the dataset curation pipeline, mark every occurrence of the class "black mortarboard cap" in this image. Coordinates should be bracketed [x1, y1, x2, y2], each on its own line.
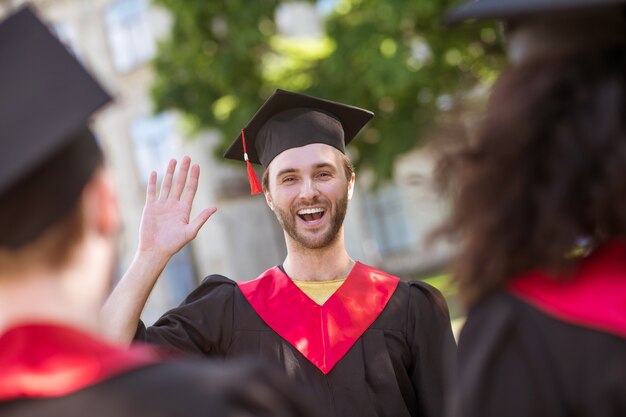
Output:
[0, 6, 112, 197]
[224, 89, 373, 194]
[443, 0, 626, 25]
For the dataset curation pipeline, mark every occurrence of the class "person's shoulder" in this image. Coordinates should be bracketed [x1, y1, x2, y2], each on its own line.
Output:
[404, 278, 444, 297]
[403, 279, 450, 319]
[456, 291, 626, 417]
[482, 290, 626, 348]
[466, 290, 516, 318]
[464, 289, 611, 339]
[457, 291, 565, 371]
[200, 274, 237, 287]
[116, 360, 248, 391]
[459, 291, 517, 347]
[119, 360, 319, 417]
[181, 274, 237, 303]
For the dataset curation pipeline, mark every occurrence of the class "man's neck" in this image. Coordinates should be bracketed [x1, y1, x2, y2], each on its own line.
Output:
[282, 232, 354, 282]
[0, 269, 100, 335]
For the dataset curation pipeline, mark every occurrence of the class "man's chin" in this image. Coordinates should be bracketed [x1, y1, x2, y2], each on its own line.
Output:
[292, 230, 338, 250]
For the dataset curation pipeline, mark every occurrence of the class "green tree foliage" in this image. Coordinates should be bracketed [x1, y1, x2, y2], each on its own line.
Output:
[151, 0, 504, 179]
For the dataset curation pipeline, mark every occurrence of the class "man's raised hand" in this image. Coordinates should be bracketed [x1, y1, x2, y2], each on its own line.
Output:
[138, 156, 216, 258]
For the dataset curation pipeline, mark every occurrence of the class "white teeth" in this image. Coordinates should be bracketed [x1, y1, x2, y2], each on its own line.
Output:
[297, 207, 325, 215]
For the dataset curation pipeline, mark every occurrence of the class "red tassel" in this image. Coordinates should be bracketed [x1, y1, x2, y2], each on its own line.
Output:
[246, 159, 262, 195]
[242, 129, 262, 195]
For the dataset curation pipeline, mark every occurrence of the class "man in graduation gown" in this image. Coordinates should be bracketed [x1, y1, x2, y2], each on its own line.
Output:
[0, 7, 318, 417]
[102, 90, 457, 415]
[436, 1, 626, 416]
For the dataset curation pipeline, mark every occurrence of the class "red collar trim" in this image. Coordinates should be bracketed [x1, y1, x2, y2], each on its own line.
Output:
[508, 241, 626, 339]
[0, 323, 161, 400]
[238, 262, 400, 374]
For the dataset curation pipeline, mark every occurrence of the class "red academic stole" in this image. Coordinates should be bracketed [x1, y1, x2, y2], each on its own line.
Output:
[508, 240, 626, 339]
[238, 262, 399, 374]
[0, 323, 160, 400]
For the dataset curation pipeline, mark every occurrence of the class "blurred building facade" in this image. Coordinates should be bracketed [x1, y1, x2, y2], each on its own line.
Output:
[0, 0, 450, 324]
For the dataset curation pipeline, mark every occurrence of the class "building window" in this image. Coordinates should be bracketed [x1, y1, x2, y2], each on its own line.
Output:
[161, 246, 198, 306]
[52, 22, 82, 60]
[276, 2, 323, 38]
[105, 0, 155, 72]
[130, 112, 197, 310]
[131, 112, 178, 184]
[363, 184, 417, 256]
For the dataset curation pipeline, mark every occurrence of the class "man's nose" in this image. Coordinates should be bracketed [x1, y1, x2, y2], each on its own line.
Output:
[299, 177, 318, 199]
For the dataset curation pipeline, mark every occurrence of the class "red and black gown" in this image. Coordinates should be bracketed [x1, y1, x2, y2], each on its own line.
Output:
[447, 240, 626, 417]
[0, 323, 319, 417]
[135, 262, 457, 417]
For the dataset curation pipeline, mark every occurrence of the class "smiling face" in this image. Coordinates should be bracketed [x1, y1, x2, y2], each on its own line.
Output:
[264, 143, 355, 250]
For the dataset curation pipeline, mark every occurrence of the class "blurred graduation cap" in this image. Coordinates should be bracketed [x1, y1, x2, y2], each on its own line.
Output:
[0, 5, 112, 197]
[443, 0, 626, 25]
[224, 89, 374, 194]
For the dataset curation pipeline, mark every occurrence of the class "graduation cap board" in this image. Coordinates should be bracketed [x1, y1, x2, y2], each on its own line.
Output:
[223, 89, 374, 194]
[0, 6, 112, 197]
[443, 0, 626, 25]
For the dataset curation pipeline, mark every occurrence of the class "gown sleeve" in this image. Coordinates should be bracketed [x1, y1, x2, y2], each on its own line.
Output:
[134, 275, 235, 355]
[407, 281, 458, 417]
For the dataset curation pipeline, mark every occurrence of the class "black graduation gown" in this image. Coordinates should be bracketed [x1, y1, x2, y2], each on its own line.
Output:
[447, 242, 626, 417]
[0, 324, 319, 417]
[448, 293, 626, 417]
[136, 263, 457, 417]
[0, 361, 322, 417]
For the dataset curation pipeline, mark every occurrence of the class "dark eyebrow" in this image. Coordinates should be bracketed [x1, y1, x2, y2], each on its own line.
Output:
[314, 162, 336, 171]
[275, 162, 336, 178]
[275, 168, 299, 178]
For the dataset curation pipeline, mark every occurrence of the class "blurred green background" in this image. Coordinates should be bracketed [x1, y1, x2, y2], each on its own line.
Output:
[151, 0, 504, 179]
[147, 0, 505, 333]
[0, 0, 505, 329]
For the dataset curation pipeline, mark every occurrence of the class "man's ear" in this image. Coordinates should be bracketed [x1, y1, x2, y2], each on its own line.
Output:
[82, 168, 119, 238]
[264, 189, 274, 211]
[347, 172, 356, 200]
[263, 167, 275, 211]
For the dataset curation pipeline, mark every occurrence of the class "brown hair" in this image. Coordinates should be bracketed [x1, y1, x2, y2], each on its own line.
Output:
[0, 129, 104, 273]
[262, 151, 355, 193]
[434, 47, 626, 305]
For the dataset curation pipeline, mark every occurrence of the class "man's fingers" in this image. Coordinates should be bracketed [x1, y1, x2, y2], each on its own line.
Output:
[159, 159, 177, 201]
[189, 207, 217, 237]
[171, 155, 191, 200]
[182, 164, 201, 206]
[146, 171, 157, 203]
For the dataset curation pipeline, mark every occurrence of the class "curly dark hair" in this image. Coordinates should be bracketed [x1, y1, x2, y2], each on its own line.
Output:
[434, 46, 626, 305]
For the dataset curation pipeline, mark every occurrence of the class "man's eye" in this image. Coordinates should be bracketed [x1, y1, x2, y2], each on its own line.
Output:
[282, 177, 296, 183]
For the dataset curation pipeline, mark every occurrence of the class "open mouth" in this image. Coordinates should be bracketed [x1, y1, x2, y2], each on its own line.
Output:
[297, 207, 326, 222]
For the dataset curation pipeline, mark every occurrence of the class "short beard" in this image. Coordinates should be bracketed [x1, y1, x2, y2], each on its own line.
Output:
[274, 192, 349, 250]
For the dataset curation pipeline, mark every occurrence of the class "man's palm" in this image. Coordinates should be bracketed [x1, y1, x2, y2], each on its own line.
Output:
[139, 156, 216, 257]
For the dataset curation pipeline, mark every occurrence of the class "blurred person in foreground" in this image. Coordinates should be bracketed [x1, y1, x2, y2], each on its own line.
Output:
[102, 88, 457, 417]
[435, 0, 626, 416]
[0, 6, 318, 417]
